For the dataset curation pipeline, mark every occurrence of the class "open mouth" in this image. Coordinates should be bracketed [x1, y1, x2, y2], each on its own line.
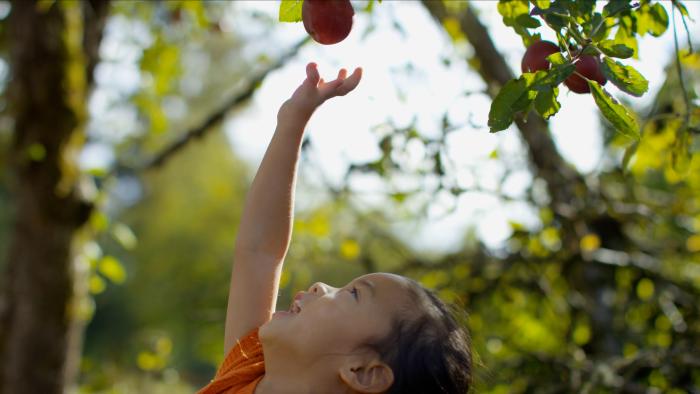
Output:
[288, 300, 301, 314]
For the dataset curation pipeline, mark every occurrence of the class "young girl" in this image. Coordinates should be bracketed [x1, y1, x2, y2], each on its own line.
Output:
[197, 63, 472, 394]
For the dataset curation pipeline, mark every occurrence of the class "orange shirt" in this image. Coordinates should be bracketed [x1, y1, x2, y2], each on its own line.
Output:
[197, 327, 265, 394]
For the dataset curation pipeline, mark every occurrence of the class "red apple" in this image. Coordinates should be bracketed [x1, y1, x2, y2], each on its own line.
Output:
[302, 0, 354, 45]
[521, 40, 560, 73]
[564, 55, 607, 94]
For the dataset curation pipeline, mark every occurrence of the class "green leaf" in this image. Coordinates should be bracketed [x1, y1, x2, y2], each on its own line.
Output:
[581, 46, 600, 56]
[674, 1, 690, 18]
[279, 0, 303, 23]
[488, 65, 575, 132]
[390, 192, 408, 203]
[585, 12, 606, 40]
[622, 141, 638, 172]
[86, 167, 107, 177]
[601, 57, 649, 97]
[597, 40, 634, 58]
[443, 17, 465, 42]
[488, 77, 531, 132]
[671, 128, 691, 174]
[569, 0, 595, 18]
[27, 143, 46, 161]
[140, 35, 181, 96]
[534, 0, 567, 15]
[36, 0, 56, 13]
[98, 256, 127, 284]
[498, 0, 537, 43]
[112, 223, 138, 250]
[181, 1, 208, 28]
[635, 2, 669, 37]
[592, 18, 612, 42]
[613, 26, 639, 59]
[603, 0, 634, 18]
[588, 81, 639, 140]
[546, 52, 567, 66]
[532, 64, 576, 88]
[523, 32, 542, 47]
[514, 73, 540, 109]
[534, 87, 561, 120]
[543, 13, 567, 30]
[516, 14, 541, 28]
[498, 0, 530, 27]
[90, 212, 109, 232]
[535, 0, 550, 10]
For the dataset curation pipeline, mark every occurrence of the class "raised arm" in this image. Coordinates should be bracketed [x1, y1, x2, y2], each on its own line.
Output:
[224, 62, 362, 353]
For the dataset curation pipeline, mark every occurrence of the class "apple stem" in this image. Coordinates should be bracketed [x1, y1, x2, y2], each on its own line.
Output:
[589, 17, 607, 41]
[566, 21, 588, 50]
[573, 70, 589, 81]
[552, 30, 574, 61]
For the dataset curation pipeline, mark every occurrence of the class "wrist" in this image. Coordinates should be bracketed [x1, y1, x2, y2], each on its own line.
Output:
[277, 100, 316, 124]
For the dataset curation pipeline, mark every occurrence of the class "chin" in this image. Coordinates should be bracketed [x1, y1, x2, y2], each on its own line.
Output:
[259, 314, 292, 344]
[259, 319, 273, 341]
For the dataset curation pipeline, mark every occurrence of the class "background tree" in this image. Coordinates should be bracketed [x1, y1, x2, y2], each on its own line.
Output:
[0, 1, 698, 393]
[0, 1, 109, 392]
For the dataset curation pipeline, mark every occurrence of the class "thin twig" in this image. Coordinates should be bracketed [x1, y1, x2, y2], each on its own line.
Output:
[679, 12, 694, 54]
[112, 36, 311, 177]
[671, 1, 691, 127]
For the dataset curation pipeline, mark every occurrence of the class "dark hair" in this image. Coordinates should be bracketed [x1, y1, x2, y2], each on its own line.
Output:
[365, 278, 472, 393]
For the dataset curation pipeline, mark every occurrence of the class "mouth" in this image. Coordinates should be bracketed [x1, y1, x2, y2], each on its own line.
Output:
[289, 300, 301, 314]
[273, 310, 293, 318]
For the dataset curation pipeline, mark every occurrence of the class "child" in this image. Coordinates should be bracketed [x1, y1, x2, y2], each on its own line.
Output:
[198, 63, 472, 394]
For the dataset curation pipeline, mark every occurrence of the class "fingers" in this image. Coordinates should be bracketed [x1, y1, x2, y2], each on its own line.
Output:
[309, 64, 363, 100]
[305, 62, 320, 85]
[337, 68, 347, 80]
[335, 67, 363, 96]
[321, 68, 347, 91]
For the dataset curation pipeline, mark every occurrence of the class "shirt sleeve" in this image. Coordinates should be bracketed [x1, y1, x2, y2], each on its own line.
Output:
[196, 327, 265, 394]
[215, 327, 263, 378]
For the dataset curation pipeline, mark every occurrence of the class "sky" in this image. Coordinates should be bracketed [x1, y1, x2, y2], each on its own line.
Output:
[222, 0, 700, 252]
[82, 1, 700, 254]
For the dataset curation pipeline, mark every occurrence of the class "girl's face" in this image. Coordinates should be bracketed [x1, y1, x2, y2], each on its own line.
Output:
[260, 272, 412, 363]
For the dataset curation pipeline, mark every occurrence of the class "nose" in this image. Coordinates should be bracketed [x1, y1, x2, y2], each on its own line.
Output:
[308, 282, 331, 295]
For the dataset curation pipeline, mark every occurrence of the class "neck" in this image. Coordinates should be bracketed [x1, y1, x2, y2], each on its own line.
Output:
[256, 343, 346, 394]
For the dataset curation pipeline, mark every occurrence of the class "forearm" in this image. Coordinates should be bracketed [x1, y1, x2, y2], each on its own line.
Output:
[234, 110, 311, 259]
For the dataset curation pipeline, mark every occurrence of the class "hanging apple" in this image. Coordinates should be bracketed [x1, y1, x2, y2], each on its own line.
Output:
[564, 55, 607, 94]
[521, 40, 560, 73]
[302, 0, 354, 45]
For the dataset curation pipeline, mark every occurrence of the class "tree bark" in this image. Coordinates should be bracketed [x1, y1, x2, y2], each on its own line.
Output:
[421, 1, 585, 223]
[0, 1, 109, 393]
[421, 0, 621, 357]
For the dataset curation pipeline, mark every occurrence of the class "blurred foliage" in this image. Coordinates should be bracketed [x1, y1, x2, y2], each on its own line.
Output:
[81, 130, 248, 391]
[1, 0, 699, 393]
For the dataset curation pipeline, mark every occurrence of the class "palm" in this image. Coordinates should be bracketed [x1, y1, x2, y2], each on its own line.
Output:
[289, 62, 363, 109]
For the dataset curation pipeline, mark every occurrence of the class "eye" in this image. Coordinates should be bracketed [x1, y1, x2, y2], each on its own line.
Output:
[349, 286, 359, 300]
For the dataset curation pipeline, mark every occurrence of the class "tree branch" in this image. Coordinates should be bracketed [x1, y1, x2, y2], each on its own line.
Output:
[114, 36, 311, 176]
[420, 0, 586, 229]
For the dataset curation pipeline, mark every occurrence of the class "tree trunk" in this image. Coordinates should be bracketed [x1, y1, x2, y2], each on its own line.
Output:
[421, 0, 621, 357]
[0, 1, 109, 393]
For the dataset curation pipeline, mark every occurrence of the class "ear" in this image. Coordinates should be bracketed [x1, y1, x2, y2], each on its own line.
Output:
[338, 359, 394, 393]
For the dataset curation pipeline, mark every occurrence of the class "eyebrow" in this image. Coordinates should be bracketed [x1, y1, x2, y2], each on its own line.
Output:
[357, 279, 375, 300]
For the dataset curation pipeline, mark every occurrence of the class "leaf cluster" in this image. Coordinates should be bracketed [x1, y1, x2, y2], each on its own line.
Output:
[489, 0, 687, 142]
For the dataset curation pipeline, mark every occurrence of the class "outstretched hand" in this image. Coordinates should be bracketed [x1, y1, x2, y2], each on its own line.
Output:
[280, 62, 363, 120]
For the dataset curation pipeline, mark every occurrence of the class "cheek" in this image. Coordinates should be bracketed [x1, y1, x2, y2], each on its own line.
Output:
[302, 301, 344, 328]
[295, 302, 357, 342]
